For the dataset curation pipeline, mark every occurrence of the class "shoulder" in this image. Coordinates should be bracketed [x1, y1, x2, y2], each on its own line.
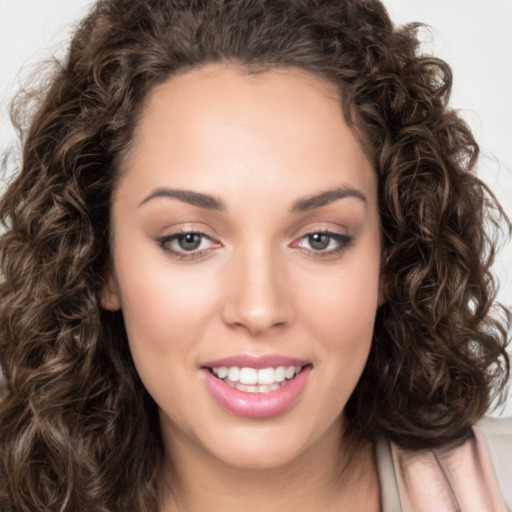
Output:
[383, 417, 512, 512]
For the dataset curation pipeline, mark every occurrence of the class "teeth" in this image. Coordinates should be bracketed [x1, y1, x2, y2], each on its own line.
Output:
[216, 366, 228, 379]
[239, 367, 258, 385]
[285, 366, 296, 379]
[211, 365, 303, 387]
[233, 382, 288, 394]
[257, 367, 274, 385]
[227, 367, 240, 382]
[275, 366, 286, 382]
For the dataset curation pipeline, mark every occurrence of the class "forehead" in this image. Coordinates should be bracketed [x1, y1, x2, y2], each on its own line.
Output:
[119, 64, 376, 208]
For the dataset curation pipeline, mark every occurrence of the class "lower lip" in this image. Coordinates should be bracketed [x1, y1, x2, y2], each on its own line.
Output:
[201, 367, 311, 418]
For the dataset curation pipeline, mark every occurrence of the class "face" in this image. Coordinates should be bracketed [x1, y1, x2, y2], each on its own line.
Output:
[103, 64, 381, 471]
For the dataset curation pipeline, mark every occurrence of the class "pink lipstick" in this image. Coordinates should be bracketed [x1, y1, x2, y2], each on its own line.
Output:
[201, 355, 312, 418]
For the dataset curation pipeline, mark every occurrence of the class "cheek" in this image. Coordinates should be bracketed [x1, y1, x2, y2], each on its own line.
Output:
[115, 260, 223, 422]
[114, 252, 221, 361]
[287, 255, 380, 431]
[302, 262, 380, 346]
[297, 248, 380, 399]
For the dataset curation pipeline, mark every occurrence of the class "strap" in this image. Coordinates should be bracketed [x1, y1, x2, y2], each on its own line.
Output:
[375, 437, 403, 512]
[390, 420, 510, 512]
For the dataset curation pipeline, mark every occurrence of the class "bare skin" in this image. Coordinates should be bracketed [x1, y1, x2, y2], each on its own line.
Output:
[159, 418, 381, 512]
[103, 64, 382, 511]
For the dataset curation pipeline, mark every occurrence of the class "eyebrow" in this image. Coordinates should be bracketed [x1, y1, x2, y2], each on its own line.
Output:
[139, 188, 226, 210]
[291, 186, 367, 212]
[139, 185, 366, 212]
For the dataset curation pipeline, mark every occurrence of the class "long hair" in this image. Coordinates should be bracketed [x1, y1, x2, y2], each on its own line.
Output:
[0, 0, 509, 510]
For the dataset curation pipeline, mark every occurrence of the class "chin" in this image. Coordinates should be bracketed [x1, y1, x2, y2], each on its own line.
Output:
[212, 439, 310, 471]
[197, 414, 342, 472]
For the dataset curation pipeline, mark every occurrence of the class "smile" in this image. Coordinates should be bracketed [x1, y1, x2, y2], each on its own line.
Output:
[201, 356, 312, 417]
[210, 365, 303, 393]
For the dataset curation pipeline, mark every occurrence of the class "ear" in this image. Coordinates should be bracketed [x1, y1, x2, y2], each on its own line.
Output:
[100, 267, 122, 311]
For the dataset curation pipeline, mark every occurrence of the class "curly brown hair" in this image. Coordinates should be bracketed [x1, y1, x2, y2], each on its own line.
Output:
[0, 0, 510, 510]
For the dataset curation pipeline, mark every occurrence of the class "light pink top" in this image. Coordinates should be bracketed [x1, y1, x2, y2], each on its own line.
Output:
[376, 417, 512, 512]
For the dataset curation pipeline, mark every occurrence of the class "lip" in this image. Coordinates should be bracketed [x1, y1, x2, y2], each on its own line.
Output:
[201, 354, 310, 369]
[201, 357, 312, 418]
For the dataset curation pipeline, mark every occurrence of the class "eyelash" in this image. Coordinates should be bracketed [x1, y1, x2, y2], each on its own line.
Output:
[293, 230, 354, 258]
[156, 229, 354, 260]
[157, 229, 219, 260]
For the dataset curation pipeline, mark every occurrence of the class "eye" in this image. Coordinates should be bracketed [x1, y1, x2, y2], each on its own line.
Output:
[157, 230, 220, 259]
[305, 233, 334, 251]
[175, 233, 204, 251]
[292, 230, 354, 257]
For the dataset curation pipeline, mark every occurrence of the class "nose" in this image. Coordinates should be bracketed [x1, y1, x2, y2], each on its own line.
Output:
[221, 245, 294, 336]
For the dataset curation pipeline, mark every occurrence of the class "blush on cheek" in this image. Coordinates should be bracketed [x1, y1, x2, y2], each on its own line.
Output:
[119, 268, 220, 352]
[306, 280, 378, 338]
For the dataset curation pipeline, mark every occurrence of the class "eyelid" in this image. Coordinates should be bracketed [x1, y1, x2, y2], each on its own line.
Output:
[289, 223, 349, 241]
[289, 225, 355, 258]
[156, 226, 222, 260]
[155, 223, 354, 261]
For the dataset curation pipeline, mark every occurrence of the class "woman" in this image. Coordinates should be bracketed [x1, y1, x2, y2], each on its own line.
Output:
[0, 0, 510, 510]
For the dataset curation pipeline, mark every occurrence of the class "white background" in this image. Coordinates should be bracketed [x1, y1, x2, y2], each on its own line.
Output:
[1, 0, 511, 416]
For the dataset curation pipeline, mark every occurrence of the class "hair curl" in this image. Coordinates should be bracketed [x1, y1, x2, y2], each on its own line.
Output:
[0, 0, 509, 510]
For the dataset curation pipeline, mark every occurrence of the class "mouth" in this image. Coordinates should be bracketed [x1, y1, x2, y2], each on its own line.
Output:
[207, 364, 308, 394]
[200, 356, 312, 418]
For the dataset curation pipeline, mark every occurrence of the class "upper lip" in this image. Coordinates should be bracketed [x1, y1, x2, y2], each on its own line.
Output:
[201, 354, 311, 369]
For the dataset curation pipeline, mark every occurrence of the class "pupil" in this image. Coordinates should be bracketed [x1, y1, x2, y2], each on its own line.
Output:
[309, 233, 330, 250]
[178, 233, 201, 251]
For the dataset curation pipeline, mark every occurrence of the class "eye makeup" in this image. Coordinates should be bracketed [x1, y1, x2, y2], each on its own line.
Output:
[292, 230, 355, 259]
[157, 228, 222, 260]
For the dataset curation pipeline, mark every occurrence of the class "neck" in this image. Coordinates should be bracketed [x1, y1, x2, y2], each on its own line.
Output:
[157, 418, 381, 512]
